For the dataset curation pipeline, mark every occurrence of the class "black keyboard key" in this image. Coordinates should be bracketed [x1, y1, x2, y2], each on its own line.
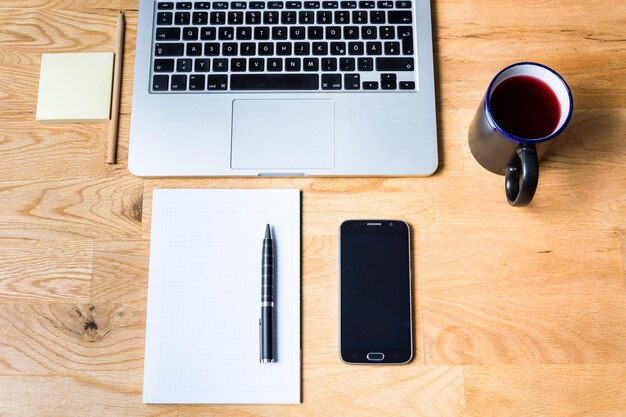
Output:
[264, 11, 280, 24]
[231, 2, 247, 9]
[340, 1, 357, 8]
[171, 74, 187, 90]
[290, 26, 306, 39]
[246, 11, 262, 24]
[259, 42, 274, 55]
[335, 11, 349, 24]
[201, 27, 216, 39]
[363, 81, 378, 89]
[388, 11, 412, 24]
[237, 26, 252, 39]
[359, 1, 375, 7]
[204, 42, 220, 55]
[308, 26, 324, 39]
[154, 59, 174, 72]
[182, 26, 198, 40]
[213, 58, 229, 71]
[323, 1, 339, 7]
[175, 11, 191, 25]
[156, 12, 173, 25]
[321, 57, 337, 71]
[222, 42, 238, 55]
[339, 57, 355, 71]
[376, 57, 415, 71]
[281, 10, 297, 24]
[304, 1, 321, 8]
[267, 58, 283, 71]
[361, 26, 376, 39]
[268, 1, 285, 8]
[321, 74, 341, 89]
[399, 81, 415, 89]
[218, 27, 234, 40]
[158, 2, 174, 10]
[380, 26, 394, 39]
[186, 42, 202, 55]
[193, 11, 208, 24]
[312, 41, 328, 55]
[299, 11, 315, 24]
[194, 2, 211, 9]
[231, 74, 319, 90]
[156, 27, 181, 40]
[366, 41, 382, 55]
[382, 80, 397, 89]
[381, 73, 396, 82]
[195, 58, 211, 71]
[240, 42, 256, 55]
[399, 26, 414, 54]
[153, 74, 168, 90]
[352, 10, 368, 23]
[207, 75, 228, 90]
[370, 10, 385, 23]
[357, 57, 373, 70]
[249, 58, 265, 71]
[176, 58, 192, 71]
[255, 26, 271, 39]
[210, 11, 225, 24]
[377, 0, 393, 7]
[384, 41, 400, 55]
[331, 41, 346, 55]
[250, 1, 266, 8]
[348, 41, 364, 55]
[177, 2, 192, 9]
[303, 57, 319, 71]
[155, 42, 184, 56]
[189, 74, 205, 90]
[286, 1, 302, 8]
[294, 42, 310, 55]
[396, 0, 412, 8]
[326, 26, 341, 39]
[345, 73, 360, 89]
[272, 26, 288, 39]
[213, 2, 228, 9]
[344, 26, 359, 39]
[277, 42, 292, 55]
[285, 58, 301, 71]
[231, 58, 247, 71]
[228, 11, 244, 24]
[317, 11, 332, 24]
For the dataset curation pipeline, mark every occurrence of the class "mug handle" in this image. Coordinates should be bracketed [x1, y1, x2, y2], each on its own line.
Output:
[504, 145, 539, 207]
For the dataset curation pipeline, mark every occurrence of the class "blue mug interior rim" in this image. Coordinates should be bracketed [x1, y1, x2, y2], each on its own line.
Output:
[484, 62, 574, 144]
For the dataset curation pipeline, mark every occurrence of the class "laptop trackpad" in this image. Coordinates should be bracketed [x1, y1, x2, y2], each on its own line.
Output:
[231, 99, 335, 169]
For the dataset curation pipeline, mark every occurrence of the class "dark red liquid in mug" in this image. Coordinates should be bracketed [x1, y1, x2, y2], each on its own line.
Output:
[489, 75, 561, 139]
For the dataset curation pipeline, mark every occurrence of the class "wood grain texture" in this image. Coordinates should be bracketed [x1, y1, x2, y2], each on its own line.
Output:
[0, 0, 625, 415]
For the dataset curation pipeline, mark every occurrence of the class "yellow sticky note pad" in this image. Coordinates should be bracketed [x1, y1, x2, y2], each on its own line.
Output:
[36, 52, 114, 123]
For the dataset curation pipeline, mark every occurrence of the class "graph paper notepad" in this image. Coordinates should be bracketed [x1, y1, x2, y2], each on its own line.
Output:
[143, 189, 301, 404]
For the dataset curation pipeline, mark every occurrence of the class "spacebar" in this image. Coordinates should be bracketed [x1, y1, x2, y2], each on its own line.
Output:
[230, 74, 319, 90]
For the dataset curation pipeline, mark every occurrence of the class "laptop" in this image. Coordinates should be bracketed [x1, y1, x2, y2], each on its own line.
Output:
[129, 0, 438, 176]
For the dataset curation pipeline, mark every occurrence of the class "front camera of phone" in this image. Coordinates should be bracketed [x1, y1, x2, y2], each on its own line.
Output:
[389, 222, 393, 227]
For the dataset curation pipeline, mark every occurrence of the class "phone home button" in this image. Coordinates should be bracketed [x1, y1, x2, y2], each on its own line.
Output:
[366, 352, 385, 361]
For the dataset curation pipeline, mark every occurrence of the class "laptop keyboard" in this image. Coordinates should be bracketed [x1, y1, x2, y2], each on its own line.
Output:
[150, 1, 418, 92]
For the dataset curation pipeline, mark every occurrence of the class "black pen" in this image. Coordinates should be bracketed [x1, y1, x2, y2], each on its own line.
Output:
[260, 224, 275, 363]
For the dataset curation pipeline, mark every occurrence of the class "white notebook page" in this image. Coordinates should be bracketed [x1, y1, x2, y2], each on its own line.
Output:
[143, 189, 301, 404]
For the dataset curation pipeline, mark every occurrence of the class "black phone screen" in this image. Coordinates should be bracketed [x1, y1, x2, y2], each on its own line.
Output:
[340, 220, 412, 364]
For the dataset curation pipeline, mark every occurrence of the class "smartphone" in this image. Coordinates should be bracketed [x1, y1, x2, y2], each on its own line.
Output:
[339, 220, 413, 364]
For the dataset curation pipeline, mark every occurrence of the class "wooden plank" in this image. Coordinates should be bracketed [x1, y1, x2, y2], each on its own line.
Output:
[179, 366, 465, 417]
[0, 303, 145, 374]
[0, 373, 177, 417]
[0, 176, 143, 240]
[422, 294, 626, 365]
[464, 364, 626, 417]
[0, 238, 93, 303]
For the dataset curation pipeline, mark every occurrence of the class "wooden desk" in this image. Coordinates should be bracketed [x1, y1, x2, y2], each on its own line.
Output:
[1, 1, 625, 415]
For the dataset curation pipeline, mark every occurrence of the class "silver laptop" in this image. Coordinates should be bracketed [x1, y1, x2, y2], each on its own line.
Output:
[129, 0, 438, 176]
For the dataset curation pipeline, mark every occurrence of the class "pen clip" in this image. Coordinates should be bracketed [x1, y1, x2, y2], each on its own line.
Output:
[258, 317, 262, 363]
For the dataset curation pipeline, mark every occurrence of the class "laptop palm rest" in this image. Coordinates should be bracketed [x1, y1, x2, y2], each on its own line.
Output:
[231, 99, 335, 170]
